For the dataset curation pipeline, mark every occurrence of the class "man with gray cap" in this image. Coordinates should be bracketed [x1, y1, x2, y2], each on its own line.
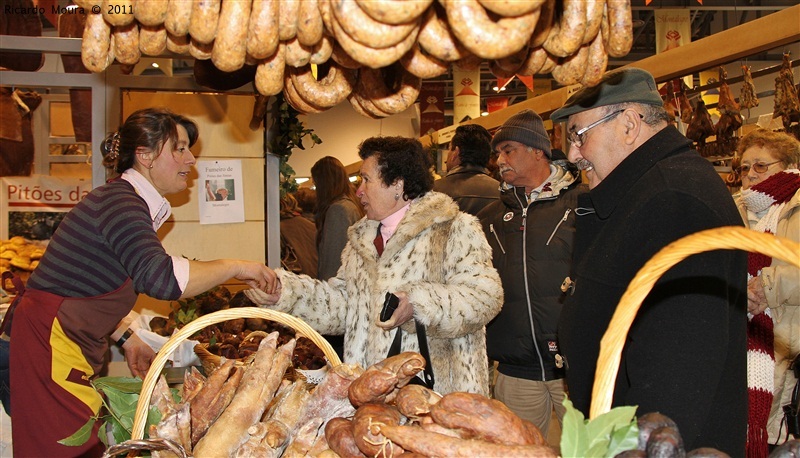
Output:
[551, 68, 747, 454]
[476, 109, 587, 441]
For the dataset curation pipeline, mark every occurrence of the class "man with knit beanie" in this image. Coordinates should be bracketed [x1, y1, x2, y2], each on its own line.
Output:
[552, 68, 748, 455]
[476, 109, 587, 444]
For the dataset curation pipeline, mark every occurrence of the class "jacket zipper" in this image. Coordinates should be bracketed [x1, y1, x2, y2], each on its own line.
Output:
[489, 224, 506, 254]
[546, 209, 572, 246]
[516, 193, 547, 381]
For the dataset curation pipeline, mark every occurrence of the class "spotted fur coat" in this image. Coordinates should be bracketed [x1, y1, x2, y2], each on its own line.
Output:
[268, 191, 503, 396]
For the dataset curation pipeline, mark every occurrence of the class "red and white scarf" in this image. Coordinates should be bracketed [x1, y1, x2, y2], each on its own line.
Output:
[741, 169, 800, 458]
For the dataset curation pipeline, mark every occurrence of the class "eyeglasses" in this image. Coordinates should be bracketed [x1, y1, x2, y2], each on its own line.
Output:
[567, 109, 625, 147]
[736, 160, 781, 174]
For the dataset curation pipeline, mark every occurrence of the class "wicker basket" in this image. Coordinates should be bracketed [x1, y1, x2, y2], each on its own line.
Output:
[590, 226, 800, 419]
[128, 307, 341, 442]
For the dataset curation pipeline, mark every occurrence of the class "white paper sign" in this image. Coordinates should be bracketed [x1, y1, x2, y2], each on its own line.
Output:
[198, 160, 245, 225]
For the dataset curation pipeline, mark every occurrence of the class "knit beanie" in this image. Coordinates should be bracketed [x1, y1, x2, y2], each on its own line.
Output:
[491, 109, 552, 158]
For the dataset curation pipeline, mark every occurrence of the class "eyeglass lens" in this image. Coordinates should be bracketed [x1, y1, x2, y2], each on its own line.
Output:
[738, 161, 780, 174]
[568, 109, 624, 147]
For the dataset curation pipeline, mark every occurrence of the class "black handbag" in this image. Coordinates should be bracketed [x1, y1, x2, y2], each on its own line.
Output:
[383, 293, 434, 390]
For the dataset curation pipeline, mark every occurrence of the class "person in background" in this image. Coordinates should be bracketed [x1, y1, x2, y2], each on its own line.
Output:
[279, 193, 319, 278]
[311, 156, 365, 280]
[734, 129, 800, 452]
[310, 156, 365, 359]
[476, 109, 587, 442]
[294, 187, 318, 222]
[246, 136, 503, 396]
[551, 68, 748, 455]
[7, 108, 276, 457]
[433, 124, 499, 216]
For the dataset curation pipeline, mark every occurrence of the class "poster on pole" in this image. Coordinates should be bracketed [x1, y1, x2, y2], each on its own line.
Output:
[655, 9, 693, 88]
[198, 160, 245, 224]
[452, 65, 481, 124]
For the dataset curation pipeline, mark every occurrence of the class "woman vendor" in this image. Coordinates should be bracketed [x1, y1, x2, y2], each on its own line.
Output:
[8, 108, 277, 457]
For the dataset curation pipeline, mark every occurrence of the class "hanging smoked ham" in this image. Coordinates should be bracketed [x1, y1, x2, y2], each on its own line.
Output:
[716, 67, 743, 141]
[662, 79, 681, 124]
[0, 88, 42, 177]
[678, 81, 694, 125]
[739, 65, 759, 110]
[686, 99, 715, 153]
[773, 52, 800, 129]
[0, 0, 44, 71]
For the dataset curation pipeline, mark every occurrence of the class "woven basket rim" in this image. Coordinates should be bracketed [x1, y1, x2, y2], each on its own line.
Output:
[130, 307, 341, 440]
[590, 226, 800, 419]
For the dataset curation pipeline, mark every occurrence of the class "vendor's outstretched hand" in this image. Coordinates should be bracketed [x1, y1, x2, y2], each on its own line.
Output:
[237, 262, 279, 294]
[123, 333, 156, 379]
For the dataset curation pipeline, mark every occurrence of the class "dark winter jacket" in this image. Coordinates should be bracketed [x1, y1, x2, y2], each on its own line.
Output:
[478, 165, 586, 381]
[433, 165, 500, 216]
[558, 126, 747, 455]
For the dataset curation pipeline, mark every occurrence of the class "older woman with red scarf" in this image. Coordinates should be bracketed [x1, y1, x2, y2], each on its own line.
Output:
[735, 129, 800, 455]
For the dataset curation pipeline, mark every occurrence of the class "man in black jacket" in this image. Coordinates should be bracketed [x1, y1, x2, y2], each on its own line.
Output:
[552, 68, 747, 455]
[433, 124, 499, 216]
[477, 109, 587, 440]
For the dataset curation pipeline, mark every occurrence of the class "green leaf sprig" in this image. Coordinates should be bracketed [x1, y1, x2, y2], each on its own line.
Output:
[59, 376, 175, 448]
[560, 399, 639, 457]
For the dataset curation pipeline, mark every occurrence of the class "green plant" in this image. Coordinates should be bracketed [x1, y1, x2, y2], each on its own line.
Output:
[60, 377, 172, 448]
[425, 132, 442, 172]
[268, 94, 322, 196]
[560, 399, 639, 457]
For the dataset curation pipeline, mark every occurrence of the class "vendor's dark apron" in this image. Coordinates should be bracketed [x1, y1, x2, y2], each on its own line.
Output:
[10, 279, 137, 458]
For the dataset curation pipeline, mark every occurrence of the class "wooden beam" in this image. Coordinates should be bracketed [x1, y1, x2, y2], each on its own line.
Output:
[435, 4, 800, 136]
[629, 4, 800, 81]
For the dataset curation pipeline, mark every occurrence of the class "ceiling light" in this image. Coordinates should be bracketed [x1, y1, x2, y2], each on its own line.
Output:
[151, 62, 159, 68]
[481, 111, 489, 116]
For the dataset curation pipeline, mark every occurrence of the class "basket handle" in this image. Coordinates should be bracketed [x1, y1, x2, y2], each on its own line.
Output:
[130, 307, 342, 440]
[590, 226, 800, 419]
[102, 438, 187, 458]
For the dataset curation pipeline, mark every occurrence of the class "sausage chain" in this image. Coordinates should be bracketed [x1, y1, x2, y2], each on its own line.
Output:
[80, 0, 635, 116]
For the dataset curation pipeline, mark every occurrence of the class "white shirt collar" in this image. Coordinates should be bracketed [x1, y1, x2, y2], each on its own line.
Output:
[121, 169, 171, 230]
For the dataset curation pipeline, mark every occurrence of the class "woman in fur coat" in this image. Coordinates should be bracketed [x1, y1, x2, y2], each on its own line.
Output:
[247, 136, 503, 395]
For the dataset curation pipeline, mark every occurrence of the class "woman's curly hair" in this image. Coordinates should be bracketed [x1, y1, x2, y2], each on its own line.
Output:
[357, 136, 434, 200]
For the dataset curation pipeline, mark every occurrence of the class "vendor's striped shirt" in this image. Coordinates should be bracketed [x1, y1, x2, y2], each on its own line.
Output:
[27, 179, 182, 300]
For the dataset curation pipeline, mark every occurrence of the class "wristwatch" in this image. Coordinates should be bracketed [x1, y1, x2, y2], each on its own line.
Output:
[115, 328, 134, 347]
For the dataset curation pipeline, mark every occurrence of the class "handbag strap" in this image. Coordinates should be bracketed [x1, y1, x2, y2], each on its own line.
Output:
[414, 320, 434, 388]
[387, 320, 435, 390]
